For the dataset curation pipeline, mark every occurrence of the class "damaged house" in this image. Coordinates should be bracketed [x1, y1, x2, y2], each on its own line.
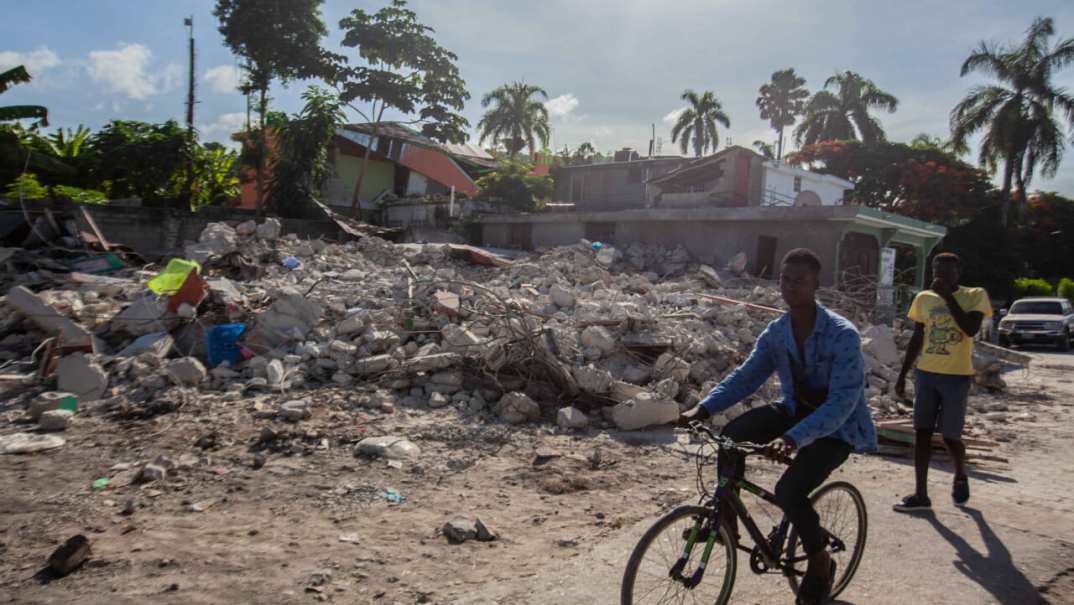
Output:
[478, 146, 947, 296]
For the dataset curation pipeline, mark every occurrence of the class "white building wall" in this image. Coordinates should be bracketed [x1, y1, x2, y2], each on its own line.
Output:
[406, 172, 429, 196]
[761, 163, 850, 206]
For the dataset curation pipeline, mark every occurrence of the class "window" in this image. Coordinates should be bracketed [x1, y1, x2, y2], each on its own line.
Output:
[793, 176, 802, 193]
[1009, 301, 1063, 315]
[627, 166, 642, 184]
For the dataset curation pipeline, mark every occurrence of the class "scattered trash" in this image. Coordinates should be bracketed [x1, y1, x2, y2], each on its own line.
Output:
[91, 477, 111, 491]
[381, 488, 405, 503]
[281, 256, 301, 270]
[206, 323, 247, 366]
[146, 259, 202, 295]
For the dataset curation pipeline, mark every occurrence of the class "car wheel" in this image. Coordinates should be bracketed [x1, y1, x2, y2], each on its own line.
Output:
[998, 334, 1011, 348]
[1059, 330, 1071, 352]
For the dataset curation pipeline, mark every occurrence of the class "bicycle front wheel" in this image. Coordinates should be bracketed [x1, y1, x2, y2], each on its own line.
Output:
[785, 481, 868, 599]
[621, 505, 737, 605]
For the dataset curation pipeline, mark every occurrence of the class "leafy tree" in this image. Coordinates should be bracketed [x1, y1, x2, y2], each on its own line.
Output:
[0, 66, 48, 126]
[269, 86, 344, 210]
[478, 82, 550, 160]
[87, 120, 191, 203]
[3, 173, 48, 200]
[46, 125, 91, 160]
[787, 139, 995, 225]
[795, 71, 898, 146]
[190, 146, 241, 209]
[214, 0, 338, 214]
[335, 0, 470, 216]
[756, 68, 809, 160]
[670, 89, 731, 157]
[475, 160, 553, 211]
[752, 140, 776, 160]
[950, 16, 1074, 226]
[0, 123, 75, 187]
[1015, 191, 1074, 282]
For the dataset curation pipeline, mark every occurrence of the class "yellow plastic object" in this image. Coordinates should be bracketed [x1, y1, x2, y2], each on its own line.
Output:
[146, 259, 202, 295]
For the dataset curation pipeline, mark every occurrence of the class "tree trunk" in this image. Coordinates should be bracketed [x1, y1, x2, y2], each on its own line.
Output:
[1013, 152, 1027, 223]
[349, 103, 383, 219]
[999, 154, 1014, 228]
[255, 85, 267, 218]
[776, 126, 784, 160]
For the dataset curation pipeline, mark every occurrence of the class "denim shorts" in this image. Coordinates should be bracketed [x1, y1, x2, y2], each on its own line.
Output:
[913, 369, 972, 440]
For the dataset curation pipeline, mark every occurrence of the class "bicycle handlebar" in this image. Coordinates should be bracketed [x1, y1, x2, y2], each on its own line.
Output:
[686, 421, 788, 462]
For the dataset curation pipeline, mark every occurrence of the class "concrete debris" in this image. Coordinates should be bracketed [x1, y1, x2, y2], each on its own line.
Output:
[549, 284, 576, 308]
[256, 218, 281, 241]
[111, 295, 175, 336]
[557, 407, 589, 430]
[166, 357, 207, 386]
[698, 265, 722, 289]
[496, 392, 541, 424]
[611, 392, 679, 430]
[279, 400, 312, 422]
[580, 325, 617, 356]
[5, 286, 93, 348]
[57, 354, 109, 401]
[245, 288, 324, 350]
[573, 364, 613, 394]
[28, 391, 76, 421]
[355, 436, 421, 461]
[0, 432, 66, 454]
[117, 332, 174, 359]
[862, 325, 899, 366]
[39, 409, 74, 432]
[137, 456, 175, 484]
[442, 518, 496, 544]
[48, 535, 91, 577]
[434, 290, 461, 315]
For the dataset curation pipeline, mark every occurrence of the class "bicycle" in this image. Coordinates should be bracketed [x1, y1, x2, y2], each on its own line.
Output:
[620, 422, 868, 604]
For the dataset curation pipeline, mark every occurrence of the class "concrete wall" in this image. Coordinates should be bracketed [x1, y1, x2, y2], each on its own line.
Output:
[332, 155, 396, 208]
[554, 160, 687, 210]
[762, 163, 849, 206]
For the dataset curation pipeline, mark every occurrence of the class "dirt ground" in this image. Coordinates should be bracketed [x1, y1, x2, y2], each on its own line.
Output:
[2, 349, 1072, 605]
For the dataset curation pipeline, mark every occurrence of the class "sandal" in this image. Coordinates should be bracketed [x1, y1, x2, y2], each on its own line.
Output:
[796, 560, 837, 605]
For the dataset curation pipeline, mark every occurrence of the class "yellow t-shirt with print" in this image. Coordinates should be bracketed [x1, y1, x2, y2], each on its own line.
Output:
[908, 287, 993, 376]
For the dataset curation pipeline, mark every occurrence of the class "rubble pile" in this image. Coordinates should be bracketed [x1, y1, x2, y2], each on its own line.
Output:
[0, 221, 1025, 444]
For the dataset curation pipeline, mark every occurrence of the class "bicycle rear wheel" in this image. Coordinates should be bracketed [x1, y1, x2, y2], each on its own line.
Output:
[785, 481, 868, 599]
[621, 505, 737, 605]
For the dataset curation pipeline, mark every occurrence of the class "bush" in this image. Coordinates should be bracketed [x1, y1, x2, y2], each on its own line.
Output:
[3, 173, 49, 200]
[475, 160, 553, 211]
[1058, 277, 1074, 305]
[1011, 277, 1054, 299]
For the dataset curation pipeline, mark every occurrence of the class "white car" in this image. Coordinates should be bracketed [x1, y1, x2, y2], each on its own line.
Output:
[997, 297, 1074, 351]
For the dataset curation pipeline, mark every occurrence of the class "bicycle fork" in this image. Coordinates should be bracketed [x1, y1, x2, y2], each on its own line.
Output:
[668, 518, 719, 589]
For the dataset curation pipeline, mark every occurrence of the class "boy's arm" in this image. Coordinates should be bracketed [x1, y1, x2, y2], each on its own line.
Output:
[696, 327, 777, 415]
[936, 285, 984, 337]
[895, 323, 924, 398]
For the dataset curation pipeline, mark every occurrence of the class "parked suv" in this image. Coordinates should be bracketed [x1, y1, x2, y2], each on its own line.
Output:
[997, 297, 1074, 351]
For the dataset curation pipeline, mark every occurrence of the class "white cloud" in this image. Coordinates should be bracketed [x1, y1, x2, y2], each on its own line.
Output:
[0, 46, 61, 75]
[204, 64, 243, 95]
[662, 107, 687, 125]
[545, 93, 579, 118]
[87, 43, 181, 101]
[201, 112, 247, 138]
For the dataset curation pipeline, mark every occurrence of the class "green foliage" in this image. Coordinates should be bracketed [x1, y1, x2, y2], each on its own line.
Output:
[87, 120, 191, 203]
[3, 173, 48, 200]
[336, 0, 471, 144]
[795, 71, 898, 146]
[190, 146, 241, 209]
[475, 160, 553, 211]
[478, 82, 549, 158]
[52, 185, 107, 204]
[1011, 277, 1054, 299]
[269, 86, 344, 208]
[0, 66, 48, 127]
[1058, 278, 1074, 304]
[671, 89, 731, 157]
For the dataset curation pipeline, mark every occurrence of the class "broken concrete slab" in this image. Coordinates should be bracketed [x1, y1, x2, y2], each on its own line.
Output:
[111, 295, 176, 337]
[56, 354, 108, 401]
[434, 290, 461, 316]
[698, 265, 722, 288]
[166, 357, 207, 386]
[496, 392, 541, 424]
[5, 286, 93, 348]
[244, 287, 324, 350]
[279, 400, 312, 422]
[0, 432, 66, 454]
[256, 218, 281, 241]
[611, 392, 679, 430]
[39, 409, 73, 432]
[580, 325, 617, 355]
[549, 284, 575, 308]
[861, 325, 899, 367]
[402, 353, 462, 373]
[573, 364, 613, 394]
[557, 407, 589, 430]
[354, 354, 397, 376]
[116, 332, 174, 359]
[442, 518, 496, 544]
[28, 391, 76, 421]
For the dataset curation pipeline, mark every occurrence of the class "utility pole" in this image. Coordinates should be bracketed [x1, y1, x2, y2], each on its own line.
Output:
[183, 16, 196, 209]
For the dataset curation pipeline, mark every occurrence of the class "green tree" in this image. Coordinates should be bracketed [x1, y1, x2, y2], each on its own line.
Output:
[269, 86, 345, 210]
[570, 141, 598, 164]
[477, 82, 550, 160]
[190, 146, 241, 209]
[795, 71, 898, 146]
[45, 125, 91, 160]
[475, 160, 553, 211]
[950, 17, 1074, 226]
[756, 68, 809, 160]
[335, 0, 470, 217]
[670, 89, 731, 157]
[88, 120, 191, 203]
[0, 66, 48, 126]
[752, 140, 776, 160]
[214, 0, 338, 214]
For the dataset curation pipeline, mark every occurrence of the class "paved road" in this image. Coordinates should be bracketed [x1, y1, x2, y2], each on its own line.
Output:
[465, 351, 1074, 604]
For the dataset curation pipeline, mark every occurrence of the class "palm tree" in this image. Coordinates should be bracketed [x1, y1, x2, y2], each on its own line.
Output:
[756, 68, 809, 160]
[478, 82, 551, 159]
[951, 17, 1074, 226]
[795, 71, 898, 146]
[571, 141, 597, 164]
[670, 90, 731, 157]
[752, 140, 776, 160]
[46, 126, 91, 160]
[0, 66, 48, 126]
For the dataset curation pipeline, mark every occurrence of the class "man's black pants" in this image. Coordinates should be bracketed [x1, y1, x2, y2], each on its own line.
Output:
[718, 404, 852, 556]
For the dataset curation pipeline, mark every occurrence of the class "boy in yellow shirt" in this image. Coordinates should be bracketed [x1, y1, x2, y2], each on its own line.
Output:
[893, 252, 992, 511]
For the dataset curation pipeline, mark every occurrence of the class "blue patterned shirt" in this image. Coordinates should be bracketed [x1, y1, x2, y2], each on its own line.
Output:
[700, 303, 878, 453]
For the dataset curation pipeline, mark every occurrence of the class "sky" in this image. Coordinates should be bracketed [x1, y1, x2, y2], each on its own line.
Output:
[3, 0, 1074, 195]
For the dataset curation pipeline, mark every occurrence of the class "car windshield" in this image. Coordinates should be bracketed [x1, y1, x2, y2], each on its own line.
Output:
[1009, 302, 1063, 315]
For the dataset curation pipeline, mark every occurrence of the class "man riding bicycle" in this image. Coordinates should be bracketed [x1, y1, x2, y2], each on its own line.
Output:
[678, 248, 878, 605]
